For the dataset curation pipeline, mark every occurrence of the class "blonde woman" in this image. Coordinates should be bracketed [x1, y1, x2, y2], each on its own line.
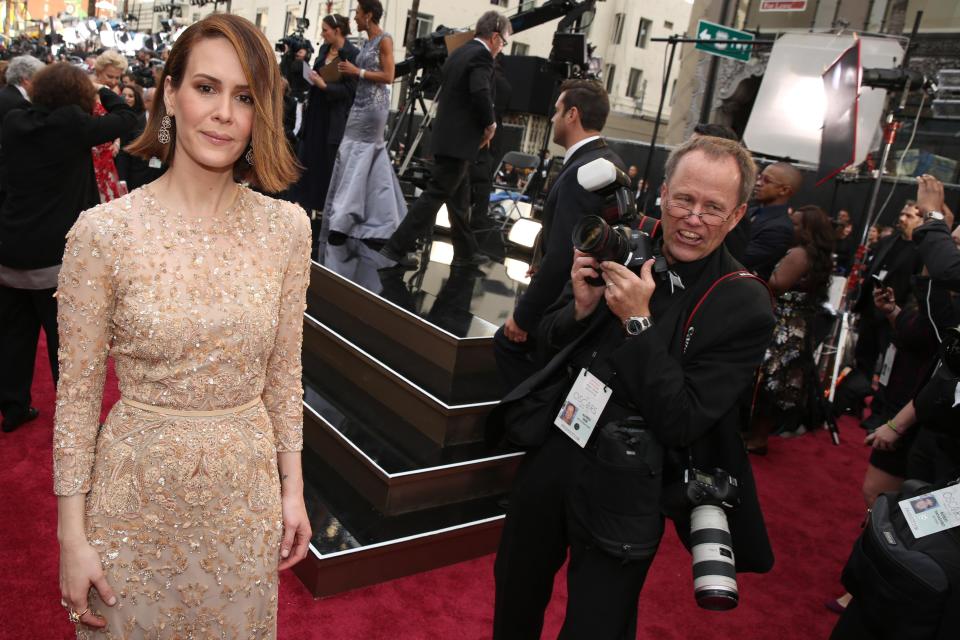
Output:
[91, 49, 128, 201]
[55, 15, 312, 638]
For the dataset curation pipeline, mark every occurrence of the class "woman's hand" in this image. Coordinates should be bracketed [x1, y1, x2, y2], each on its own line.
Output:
[337, 60, 360, 77]
[308, 70, 326, 89]
[865, 423, 901, 451]
[59, 538, 116, 629]
[278, 493, 312, 571]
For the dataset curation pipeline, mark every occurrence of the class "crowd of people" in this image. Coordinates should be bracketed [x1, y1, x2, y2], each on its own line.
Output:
[0, 1, 958, 638]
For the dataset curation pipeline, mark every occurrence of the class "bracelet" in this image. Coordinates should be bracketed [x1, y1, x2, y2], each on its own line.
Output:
[886, 421, 901, 435]
[359, 69, 366, 80]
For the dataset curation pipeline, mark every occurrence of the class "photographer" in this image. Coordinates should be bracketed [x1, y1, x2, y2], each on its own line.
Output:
[912, 175, 960, 290]
[279, 39, 312, 103]
[494, 80, 624, 390]
[491, 136, 776, 638]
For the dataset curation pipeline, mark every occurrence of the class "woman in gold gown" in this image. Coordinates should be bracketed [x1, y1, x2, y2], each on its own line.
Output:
[54, 14, 312, 638]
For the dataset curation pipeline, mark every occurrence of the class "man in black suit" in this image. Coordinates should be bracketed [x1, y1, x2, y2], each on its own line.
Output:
[738, 161, 802, 280]
[491, 136, 776, 638]
[381, 10, 511, 269]
[0, 56, 44, 203]
[494, 79, 624, 390]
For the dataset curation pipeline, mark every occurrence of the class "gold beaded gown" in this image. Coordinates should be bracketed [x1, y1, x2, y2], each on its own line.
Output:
[52, 186, 311, 639]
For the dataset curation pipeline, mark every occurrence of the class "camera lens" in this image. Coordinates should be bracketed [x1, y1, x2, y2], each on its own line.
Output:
[572, 216, 629, 263]
[690, 505, 739, 611]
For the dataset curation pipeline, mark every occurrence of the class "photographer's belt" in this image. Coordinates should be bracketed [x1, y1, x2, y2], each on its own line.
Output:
[555, 350, 612, 448]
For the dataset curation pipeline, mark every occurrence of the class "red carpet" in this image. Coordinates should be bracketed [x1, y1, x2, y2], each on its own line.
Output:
[1, 334, 868, 639]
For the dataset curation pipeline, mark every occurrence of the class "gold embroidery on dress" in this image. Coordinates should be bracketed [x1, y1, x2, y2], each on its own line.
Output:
[53, 186, 310, 639]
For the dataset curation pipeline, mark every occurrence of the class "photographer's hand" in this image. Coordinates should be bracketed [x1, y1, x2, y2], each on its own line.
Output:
[601, 259, 655, 324]
[503, 313, 528, 343]
[479, 123, 497, 149]
[571, 250, 605, 321]
[916, 174, 945, 216]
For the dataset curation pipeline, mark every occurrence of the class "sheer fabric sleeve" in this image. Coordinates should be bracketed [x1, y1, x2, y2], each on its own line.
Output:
[263, 204, 311, 453]
[53, 210, 118, 496]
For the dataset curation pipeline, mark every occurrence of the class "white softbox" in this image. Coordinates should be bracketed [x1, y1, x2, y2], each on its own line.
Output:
[743, 33, 904, 166]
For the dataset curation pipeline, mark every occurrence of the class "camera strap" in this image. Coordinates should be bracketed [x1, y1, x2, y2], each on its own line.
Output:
[682, 271, 774, 355]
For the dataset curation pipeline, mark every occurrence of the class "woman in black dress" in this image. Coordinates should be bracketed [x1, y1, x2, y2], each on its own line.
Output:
[290, 14, 360, 251]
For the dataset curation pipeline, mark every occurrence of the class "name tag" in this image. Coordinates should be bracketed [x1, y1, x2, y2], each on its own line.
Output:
[554, 369, 612, 448]
[899, 485, 960, 538]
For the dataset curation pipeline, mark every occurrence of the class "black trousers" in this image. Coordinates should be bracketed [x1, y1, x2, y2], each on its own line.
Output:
[493, 432, 657, 640]
[493, 326, 540, 395]
[0, 284, 58, 420]
[385, 154, 479, 259]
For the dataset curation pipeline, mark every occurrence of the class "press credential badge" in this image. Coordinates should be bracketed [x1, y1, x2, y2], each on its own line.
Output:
[554, 369, 611, 448]
[899, 485, 960, 538]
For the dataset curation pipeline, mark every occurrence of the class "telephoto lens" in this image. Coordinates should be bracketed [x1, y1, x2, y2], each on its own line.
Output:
[690, 504, 739, 610]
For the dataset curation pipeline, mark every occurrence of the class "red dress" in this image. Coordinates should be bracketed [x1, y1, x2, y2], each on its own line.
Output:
[91, 101, 123, 203]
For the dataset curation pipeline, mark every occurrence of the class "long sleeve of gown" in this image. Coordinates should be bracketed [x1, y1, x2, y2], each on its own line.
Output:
[262, 204, 311, 452]
[52, 209, 118, 496]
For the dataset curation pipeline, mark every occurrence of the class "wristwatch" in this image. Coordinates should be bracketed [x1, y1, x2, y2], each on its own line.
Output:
[624, 316, 653, 336]
[924, 210, 945, 223]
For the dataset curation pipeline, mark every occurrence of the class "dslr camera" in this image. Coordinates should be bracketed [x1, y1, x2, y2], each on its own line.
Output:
[571, 158, 661, 287]
[683, 467, 741, 611]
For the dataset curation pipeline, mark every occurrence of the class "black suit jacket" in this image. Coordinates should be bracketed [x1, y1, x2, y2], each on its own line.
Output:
[504, 245, 776, 573]
[0, 84, 30, 196]
[743, 203, 794, 280]
[913, 220, 960, 292]
[512, 139, 625, 332]
[856, 233, 923, 312]
[431, 40, 495, 160]
[0, 87, 137, 269]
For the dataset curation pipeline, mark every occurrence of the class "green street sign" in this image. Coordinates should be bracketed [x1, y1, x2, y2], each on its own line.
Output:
[695, 19, 754, 62]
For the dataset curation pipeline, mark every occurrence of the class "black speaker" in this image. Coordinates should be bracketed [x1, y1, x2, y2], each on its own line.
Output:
[499, 56, 563, 117]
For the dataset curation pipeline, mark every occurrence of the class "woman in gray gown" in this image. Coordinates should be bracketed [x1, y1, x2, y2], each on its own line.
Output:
[322, 0, 406, 246]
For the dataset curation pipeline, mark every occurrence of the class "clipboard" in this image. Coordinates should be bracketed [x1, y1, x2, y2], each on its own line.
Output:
[303, 58, 343, 85]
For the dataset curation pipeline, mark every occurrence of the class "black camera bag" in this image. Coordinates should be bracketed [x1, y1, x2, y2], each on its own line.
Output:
[571, 420, 665, 562]
[840, 480, 960, 640]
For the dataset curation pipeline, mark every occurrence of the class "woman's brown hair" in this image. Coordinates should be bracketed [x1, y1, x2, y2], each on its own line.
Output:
[126, 13, 298, 192]
[30, 62, 96, 114]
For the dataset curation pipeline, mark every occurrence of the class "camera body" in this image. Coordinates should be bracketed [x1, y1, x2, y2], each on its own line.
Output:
[572, 157, 659, 287]
[684, 467, 740, 510]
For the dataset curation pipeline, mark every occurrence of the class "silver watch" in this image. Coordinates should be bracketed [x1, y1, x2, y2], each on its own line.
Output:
[624, 316, 653, 336]
[924, 210, 945, 223]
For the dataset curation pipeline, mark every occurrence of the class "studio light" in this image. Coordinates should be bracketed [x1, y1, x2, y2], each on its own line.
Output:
[507, 217, 542, 249]
[504, 258, 532, 285]
[427, 241, 454, 266]
[435, 204, 451, 229]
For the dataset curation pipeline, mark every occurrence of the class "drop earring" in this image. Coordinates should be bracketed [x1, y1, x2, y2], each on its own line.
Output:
[245, 147, 254, 165]
[158, 115, 172, 144]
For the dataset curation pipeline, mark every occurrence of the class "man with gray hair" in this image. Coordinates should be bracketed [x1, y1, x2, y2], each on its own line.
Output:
[382, 10, 511, 269]
[491, 135, 776, 638]
[0, 55, 43, 126]
[0, 56, 44, 203]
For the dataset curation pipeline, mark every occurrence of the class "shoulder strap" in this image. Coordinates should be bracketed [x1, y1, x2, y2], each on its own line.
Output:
[682, 270, 774, 354]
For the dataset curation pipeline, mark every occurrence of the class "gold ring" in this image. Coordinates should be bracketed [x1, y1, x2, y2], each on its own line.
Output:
[68, 607, 89, 624]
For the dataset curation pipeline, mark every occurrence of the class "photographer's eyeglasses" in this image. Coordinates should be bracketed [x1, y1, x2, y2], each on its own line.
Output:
[665, 200, 731, 227]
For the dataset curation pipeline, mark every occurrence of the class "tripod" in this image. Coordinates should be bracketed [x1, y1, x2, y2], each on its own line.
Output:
[387, 70, 442, 178]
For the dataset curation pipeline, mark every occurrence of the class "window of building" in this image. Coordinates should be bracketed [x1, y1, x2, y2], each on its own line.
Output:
[626, 68, 644, 98]
[490, 0, 508, 7]
[669, 79, 678, 106]
[404, 11, 434, 40]
[255, 8, 268, 34]
[664, 20, 674, 30]
[611, 12, 624, 44]
[519, 0, 537, 11]
[636, 18, 652, 48]
[511, 42, 530, 56]
[604, 63, 616, 94]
